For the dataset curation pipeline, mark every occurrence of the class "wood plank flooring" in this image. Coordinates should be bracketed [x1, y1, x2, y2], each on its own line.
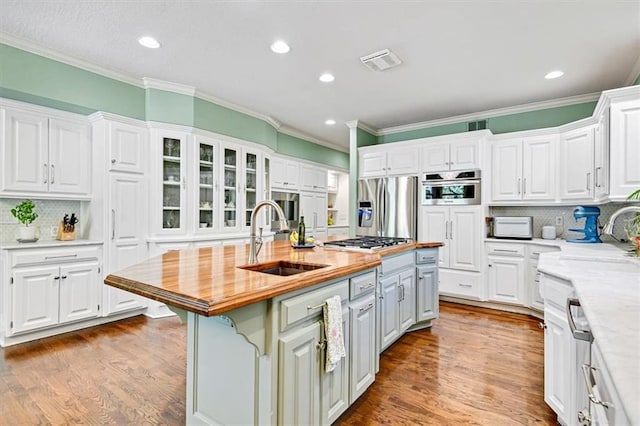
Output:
[0, 302, 556, 425]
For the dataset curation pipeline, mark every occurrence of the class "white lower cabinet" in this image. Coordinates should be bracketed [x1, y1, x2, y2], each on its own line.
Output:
[277, 270, 376, 425]
[279, 320, 322, 425]
[377, 252, 415, 353]
[415, 248, 439, 323]
[486, 243, 525, 305]
[541, 273, 590, 426]
[1, 245, 102, 345]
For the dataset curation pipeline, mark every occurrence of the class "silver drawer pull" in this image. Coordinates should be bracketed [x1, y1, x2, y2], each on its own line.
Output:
[307, 303, 325, 311]
[567, 298, 593, 342]
[581, 365, 610, 408]
[458, 283, 473, 288]
[358, 282, 374, 290]
[359, 302, 374, 313]
[45, 254, 78, 260]
[494, 249, 518, 253]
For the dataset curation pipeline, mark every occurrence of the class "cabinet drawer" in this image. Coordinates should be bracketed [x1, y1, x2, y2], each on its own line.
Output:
[380, 252, 414, 275]
[486, 243, 525, 257]
[280, 280, 349, 331]
[541, 273, 573, 310]
[416, 249, 438, 265]
[10, 245, 102, 267]
[350, 270, 376, 300]
[439, 269, 482, 300]
[528, 244, 560, 260]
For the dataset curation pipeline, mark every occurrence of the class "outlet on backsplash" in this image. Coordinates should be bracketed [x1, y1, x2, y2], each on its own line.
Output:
[555, 216, 563, 226]
[50, 226, 58, 237]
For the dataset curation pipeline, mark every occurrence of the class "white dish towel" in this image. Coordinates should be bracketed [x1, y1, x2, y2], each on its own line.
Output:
[323, 295, 346, 373]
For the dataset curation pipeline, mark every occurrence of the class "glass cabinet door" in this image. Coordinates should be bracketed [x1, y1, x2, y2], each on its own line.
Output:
[162, 137, 183, 230]
[197, 141, 215, 230]
[223, 147, 238, 230]
[244, 151, 258, 228]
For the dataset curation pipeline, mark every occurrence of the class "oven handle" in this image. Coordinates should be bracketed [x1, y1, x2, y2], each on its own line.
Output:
[422, 180, 480, 186]
[567, 298, 593, 342]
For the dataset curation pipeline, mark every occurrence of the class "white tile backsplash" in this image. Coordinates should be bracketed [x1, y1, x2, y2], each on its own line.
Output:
[1, 199, 82, 242]
[490, 204, 635, 241]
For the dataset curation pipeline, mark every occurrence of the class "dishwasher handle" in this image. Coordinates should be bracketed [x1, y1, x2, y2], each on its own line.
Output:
[567, 298, 593, 342]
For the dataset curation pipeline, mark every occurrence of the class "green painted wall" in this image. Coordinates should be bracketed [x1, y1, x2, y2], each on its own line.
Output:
[276, 132, 348, 170]
[634, 74, 640, 86]
[378, 101, 598, 144]
[0, 43, 347, 167]
[194, 97, 279, 150]
[146, 88, 194, 126]
[0, 43, 146, 119]
[356, 128, 377, 147]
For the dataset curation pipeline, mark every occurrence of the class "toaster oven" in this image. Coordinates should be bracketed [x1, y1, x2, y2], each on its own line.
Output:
[493, 216, 533, 240]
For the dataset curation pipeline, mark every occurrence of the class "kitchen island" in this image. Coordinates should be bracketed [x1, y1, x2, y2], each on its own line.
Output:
[537, 243, 640, 425]
[105, 240, 441, 425]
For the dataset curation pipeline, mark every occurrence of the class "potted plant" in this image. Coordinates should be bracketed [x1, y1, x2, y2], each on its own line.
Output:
[626, 188, 640, 256]
[11, 199, 39, 241]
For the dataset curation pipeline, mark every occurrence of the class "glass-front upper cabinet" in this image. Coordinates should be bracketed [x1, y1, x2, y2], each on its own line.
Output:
[161, 135, 186, 232]
[196, 137, 216, 231]
[223, 146, 239, 231]
[244, 151, 258, 228]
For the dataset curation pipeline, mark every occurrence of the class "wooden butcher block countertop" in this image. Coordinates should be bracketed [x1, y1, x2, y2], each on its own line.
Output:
[105, 240, 443, 317]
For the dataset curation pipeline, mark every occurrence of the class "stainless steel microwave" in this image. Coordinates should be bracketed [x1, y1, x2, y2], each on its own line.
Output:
[421, 169, 481, 205]
[493, 216, 533, 240]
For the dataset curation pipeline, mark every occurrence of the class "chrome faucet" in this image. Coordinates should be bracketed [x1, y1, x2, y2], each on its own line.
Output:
[248, 200, 289, 264]
[602, 206, 640, 236]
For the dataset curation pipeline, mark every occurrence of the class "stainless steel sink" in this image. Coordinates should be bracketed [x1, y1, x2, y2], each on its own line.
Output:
[238, 260, 328, 276]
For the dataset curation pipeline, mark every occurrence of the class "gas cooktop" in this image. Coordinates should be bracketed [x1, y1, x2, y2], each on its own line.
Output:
[323, 236, 411, 251]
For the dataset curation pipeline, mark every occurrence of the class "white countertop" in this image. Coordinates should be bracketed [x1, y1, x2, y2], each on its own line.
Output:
[0, 239, 103, 250]
[537, 242, 640, 425]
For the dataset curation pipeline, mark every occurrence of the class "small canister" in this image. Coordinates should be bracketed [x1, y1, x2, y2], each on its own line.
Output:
[542, 225, 556, 240]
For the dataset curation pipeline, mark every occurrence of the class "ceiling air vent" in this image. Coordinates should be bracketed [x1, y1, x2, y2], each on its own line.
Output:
[467, 120, 487, 132]
[360, 49, 402, 72]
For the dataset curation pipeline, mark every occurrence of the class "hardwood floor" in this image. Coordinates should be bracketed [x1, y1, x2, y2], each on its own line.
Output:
[0, 302, 556, 425]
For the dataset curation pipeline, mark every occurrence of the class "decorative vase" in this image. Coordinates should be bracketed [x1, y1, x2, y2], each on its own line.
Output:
[18, 226, 36, 241]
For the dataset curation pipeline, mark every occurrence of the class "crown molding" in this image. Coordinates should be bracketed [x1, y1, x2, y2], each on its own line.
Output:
[624, 55, 640, 86]
[143, 78, 195, 96]
[87, 111, 146, 126]
[277, 126, 349, 153]
[344, 120, 377, 135]
[345, 120, 359, 129]
[0, 32, 144, 88]
[377, 92, 601, 136]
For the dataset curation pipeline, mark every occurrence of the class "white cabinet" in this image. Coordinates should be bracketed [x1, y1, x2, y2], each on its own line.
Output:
[3, 245, 102, 341]
[415, 249, 439, 323]
[301, 164, 328, 192]
[300, 192, 328, 238]
[559, 126, 595, 200]
[486, 243, 525, 305]
[541, 273, 590, 426]
[327, 171, 338, 192]
[377, 252, 415, 352]
[593, 112, 610, 201]
[271, 157, 300, 190]
[491, 135, 556, 202]
[609, 99, 640, 201]
[322, 304, 350, 425]
[108, 120, 147, 174]
[105, 173, 148, 315]
[359, 146, 419, 178]
[278, 320, 322, 426]
[155, 130, 188, 233]
[421, 139, 479, 172]
[1, 106, 91, 197]
[349, 292, 376, 404]
[419, 205, 482, 271]
[527, 245, 560, 312]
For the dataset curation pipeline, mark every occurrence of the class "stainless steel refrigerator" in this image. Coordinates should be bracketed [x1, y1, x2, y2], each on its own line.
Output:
[356, 176, 418, 239]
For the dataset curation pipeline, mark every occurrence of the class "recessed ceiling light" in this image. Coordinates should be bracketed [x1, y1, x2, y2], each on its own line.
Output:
[270, 40, 290, 54]
[319, 73, 335, 83]
[545, 70, 564, 79]
[325, 119, 336, 125]
[138, 36, 161, 49]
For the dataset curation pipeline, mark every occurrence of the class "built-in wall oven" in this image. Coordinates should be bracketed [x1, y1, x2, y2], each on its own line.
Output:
[421, 169, 481, 205]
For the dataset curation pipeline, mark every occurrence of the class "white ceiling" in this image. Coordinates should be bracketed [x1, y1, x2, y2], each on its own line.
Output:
[1, 1, 639, 151]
